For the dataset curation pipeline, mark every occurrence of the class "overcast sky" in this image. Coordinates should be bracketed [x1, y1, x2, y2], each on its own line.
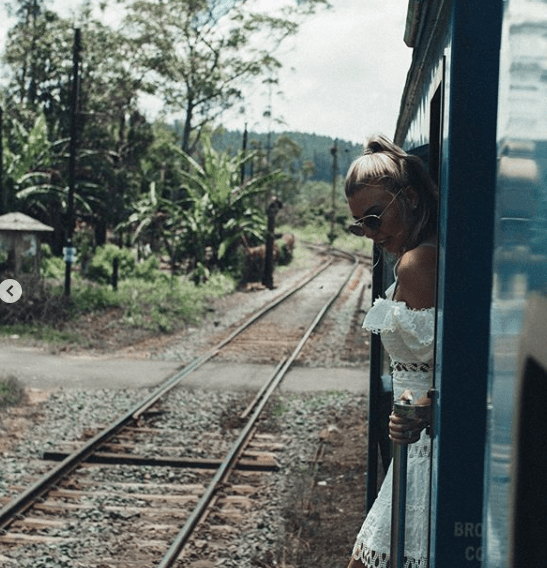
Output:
[0, 0, 412, 145]
[231, 0, 413, 145]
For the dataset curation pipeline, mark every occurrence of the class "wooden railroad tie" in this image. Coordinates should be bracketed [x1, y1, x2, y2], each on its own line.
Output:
[42, 450, 280, 471]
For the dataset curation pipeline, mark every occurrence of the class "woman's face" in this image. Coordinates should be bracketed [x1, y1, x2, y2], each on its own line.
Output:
[347, 185, 408, 255]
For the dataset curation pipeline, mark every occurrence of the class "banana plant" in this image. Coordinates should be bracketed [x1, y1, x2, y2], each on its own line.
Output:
[123, 135, 285, 281]
[178, 135, 285, 274]
[3, 114, 51, 183]
[2, 114, 97, 241]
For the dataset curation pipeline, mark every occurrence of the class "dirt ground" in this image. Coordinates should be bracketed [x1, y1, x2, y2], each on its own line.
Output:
[279, 408, 368, 567]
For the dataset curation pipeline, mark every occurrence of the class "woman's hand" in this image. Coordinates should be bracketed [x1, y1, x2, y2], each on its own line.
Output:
[389, 412, 426, 444]
[389, 390, 431, 445]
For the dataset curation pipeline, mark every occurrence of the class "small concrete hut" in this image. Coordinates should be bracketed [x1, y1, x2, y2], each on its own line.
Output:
[0, 212, 54, 277]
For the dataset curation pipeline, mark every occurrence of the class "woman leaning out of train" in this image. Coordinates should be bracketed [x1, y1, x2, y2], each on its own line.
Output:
[345, 135, 438, 568]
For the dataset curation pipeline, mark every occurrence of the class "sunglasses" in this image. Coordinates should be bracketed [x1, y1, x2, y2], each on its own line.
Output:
[348, 188, 403, 237]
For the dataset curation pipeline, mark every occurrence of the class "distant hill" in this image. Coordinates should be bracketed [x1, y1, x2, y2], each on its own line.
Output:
[211, 129, 364, 183]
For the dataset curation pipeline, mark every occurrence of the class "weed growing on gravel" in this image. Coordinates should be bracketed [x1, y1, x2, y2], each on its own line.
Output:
[303, 390, 346, 409]
[0, 375, 24, 407]
[272, 400, 291, 417]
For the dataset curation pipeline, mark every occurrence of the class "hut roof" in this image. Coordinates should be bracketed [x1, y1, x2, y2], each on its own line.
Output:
[0, 212, 54, 232]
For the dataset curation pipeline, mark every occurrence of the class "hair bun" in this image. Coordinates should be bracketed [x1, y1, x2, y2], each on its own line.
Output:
[368, 141, 383, 153]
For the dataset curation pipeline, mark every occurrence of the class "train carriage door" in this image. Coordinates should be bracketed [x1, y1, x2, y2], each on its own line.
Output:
[428, 2, 503, 567]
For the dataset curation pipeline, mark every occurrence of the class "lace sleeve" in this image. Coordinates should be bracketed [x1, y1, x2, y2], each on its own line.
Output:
[363, 298, 435, 361]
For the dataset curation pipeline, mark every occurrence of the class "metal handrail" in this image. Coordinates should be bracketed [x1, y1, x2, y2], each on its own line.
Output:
[391, 399, 431, 568]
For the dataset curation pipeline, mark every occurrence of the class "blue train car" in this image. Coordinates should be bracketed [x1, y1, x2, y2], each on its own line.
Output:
[375, 1, 547, 566]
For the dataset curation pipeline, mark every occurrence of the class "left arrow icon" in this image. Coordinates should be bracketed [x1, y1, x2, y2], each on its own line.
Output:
[0, 280, 22, 303]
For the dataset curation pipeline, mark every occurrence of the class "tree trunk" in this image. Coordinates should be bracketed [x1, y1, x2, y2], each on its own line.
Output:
[181, 97, 194, 154]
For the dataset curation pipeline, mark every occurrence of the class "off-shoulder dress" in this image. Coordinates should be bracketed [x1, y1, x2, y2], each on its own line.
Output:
[351, 281, 435, 568]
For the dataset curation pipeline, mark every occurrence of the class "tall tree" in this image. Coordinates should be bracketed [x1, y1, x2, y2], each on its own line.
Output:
[2, 3, 155, 245]
[120, 0, 329, 154]
[3, 1, 74, 133]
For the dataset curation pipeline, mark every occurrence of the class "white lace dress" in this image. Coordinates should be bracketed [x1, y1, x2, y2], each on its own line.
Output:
[351, 282, 435, 568]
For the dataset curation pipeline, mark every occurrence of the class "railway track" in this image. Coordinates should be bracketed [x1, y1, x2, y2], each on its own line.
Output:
[0, 251, 367, 566]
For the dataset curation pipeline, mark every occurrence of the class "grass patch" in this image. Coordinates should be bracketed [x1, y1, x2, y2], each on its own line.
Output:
[332, 230, 373, 255]
[71, 284, 123, 312]
[114, 273, 235, 333]
[0, 270, 237, 343]
[0, 323, 82, 345]
[67, 271, 236, 334]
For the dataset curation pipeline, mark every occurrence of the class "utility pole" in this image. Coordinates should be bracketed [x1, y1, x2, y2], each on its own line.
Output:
[64, 28, 81, 296]
[329, 139, 338, 244]
[241, 123, 248, 185]
[262, 196, 282, 290]
[263, 76, 276, 168]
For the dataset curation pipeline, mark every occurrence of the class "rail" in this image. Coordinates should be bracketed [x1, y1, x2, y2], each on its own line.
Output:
[157, 255, 359, 567]
[0, 257, 333, 531]
[0, 250, 362, 566]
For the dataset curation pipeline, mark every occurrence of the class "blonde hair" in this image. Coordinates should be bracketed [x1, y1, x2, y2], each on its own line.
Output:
[345, 134, 438, 254]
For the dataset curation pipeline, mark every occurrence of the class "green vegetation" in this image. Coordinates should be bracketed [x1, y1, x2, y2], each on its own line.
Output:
[0, 0, 371, 344]
[279, 224, 372, 257]
[0, 267, 235, 341]
[86, 244, 138, 285]
[112, 273, 236, 333]
[0, 323, 81, 345]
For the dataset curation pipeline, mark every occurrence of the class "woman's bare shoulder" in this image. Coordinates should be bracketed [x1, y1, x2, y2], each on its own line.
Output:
[394, 246, 437, 309]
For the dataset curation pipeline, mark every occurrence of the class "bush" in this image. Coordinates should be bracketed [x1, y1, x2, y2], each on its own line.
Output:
[41, 250, 66, 279]
[134, 255, 167, 282]
[86, 244, 136, 284]
[71, 283, 122, 312]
